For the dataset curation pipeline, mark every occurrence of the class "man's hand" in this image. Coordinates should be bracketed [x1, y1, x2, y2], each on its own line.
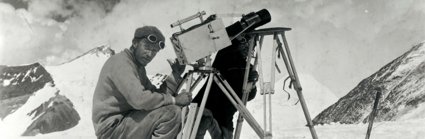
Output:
[248, 70, 259, 83]
[167, 58, 186, 76]
[175, 90, 192, 106]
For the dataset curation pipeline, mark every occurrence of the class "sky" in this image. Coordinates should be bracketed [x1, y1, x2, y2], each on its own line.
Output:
[0, 0, 424, 97]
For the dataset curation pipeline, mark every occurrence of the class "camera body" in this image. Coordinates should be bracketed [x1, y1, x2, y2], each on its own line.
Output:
[170, 9, 271, 66]
[171, 16, 231, 65]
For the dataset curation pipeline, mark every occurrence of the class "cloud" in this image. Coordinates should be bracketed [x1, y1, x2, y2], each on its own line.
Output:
[0, 0, 101, 65]
[1, 0, 424, 96]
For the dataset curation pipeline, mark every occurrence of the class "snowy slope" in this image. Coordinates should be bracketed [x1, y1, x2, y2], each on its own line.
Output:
[40, 45, 113, 137]
[284, 118, 425, 139]
[0, 82, 58, 137]
[0, 45, 113, 138]
[0, 63, 54, 119]
[237, 74, 337, 139]
[0, 43, 337, 138]
[2, 43, 425, 139]
[314, 42, 425, 125]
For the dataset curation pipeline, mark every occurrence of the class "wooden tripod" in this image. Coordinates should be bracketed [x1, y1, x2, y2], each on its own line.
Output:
[233, 27, 318, 139]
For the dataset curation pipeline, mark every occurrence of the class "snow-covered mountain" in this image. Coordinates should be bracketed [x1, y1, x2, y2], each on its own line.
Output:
[0, 63, 54, 119]
[39, 45, 114, 137]
[1, 42, 424, 138]
[0, 44, 338, 138]
[313, 42, 425, 125]
[0, 45, 113, 138]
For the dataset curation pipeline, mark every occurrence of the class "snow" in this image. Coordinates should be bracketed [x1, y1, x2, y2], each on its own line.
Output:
[387, 43, 425, 80]
[40, 48, 110, 138]
[3, 78, 12, 86]
[30, 75, 43, 82]
[0, 47, 111, 138]
[22, 69, 32, 82]
[148, 73, 168, 88]
[0, 82, 58, 138]
[1, 66, 43, 86]
[235, 74, 338, 139]
[0, 49, 108, 138]
[286, 118, 425, 139]
[1, 48, 425, 139]
[399, 102, 425, 120]
[2, 73, 20, 86]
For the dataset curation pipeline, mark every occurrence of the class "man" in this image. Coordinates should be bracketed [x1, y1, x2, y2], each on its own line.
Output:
[92, 26, 191, 139]
[193, 37, 259, 139]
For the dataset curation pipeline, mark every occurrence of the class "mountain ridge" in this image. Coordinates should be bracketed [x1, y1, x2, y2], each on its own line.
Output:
[313, 42, 425, 125]
[0, 45, 114, 136]
[0, 62, 54, 119]
[59, 45, 115, 65]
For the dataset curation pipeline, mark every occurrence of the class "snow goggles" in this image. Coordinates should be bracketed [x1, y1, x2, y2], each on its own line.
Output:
[140, 34, 165, 50]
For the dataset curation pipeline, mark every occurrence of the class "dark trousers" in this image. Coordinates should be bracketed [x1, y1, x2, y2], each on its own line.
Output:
[195, 109, 233, 139]
[100, 105, 182, 139]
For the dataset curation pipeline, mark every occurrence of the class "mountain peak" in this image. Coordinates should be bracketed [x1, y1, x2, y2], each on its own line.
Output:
[0, 62, 54, 119]
[87, 45, 115, 56]
[62, 45, 115, 65]
[78, 45, 115, 59]
[313, 41, 425, 125]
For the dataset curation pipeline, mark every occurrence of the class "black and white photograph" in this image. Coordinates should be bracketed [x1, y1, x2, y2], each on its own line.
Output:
[0, 0, 424, 138]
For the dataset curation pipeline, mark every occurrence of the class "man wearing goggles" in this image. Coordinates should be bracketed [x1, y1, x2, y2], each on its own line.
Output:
[131, 28, 166, 66]
[92, 26, 191, 139]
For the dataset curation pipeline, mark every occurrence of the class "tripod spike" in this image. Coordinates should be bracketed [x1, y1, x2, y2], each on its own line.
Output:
[280, 32, 317, 139]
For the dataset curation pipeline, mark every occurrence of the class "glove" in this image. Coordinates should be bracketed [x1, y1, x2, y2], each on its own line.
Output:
[175, 89, 192, 106]
[248, 85, 257, 101]
[248, 70, 259, 83]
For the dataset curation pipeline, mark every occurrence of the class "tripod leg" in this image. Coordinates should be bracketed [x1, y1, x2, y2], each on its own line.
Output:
[179, 72, 206, 139]
[182, 103, 198, 139]
[176, 72, 191, 93]
[189, 73, 206, 93]
[265, 33, 281, 134]
[234, 34, 256, 139]
[254, 35, 269, 136]
[279, 33, 318, 139]
[177, 71, 204, 93]
[177, 72, 193, 139]
[213, 74, 265, 138]
[189, 72, 215, 139]
[241, 35, 257, 101]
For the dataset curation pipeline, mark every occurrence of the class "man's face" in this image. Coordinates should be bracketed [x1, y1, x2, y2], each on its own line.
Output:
[134, 38, 161, 66]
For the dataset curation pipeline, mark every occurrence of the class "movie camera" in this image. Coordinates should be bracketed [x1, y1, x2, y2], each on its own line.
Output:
[170, 9, 271, 66]
[170, 9, 318, 139]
